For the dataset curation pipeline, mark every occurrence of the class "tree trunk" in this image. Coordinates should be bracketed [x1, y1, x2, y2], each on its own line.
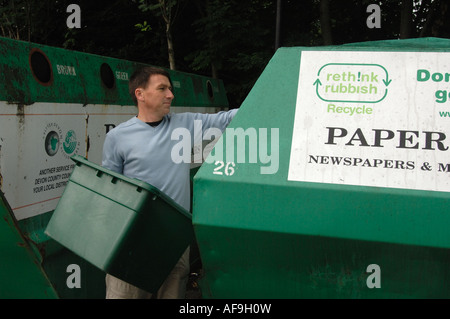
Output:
[165, 23, 176, 70]
[430, 0, 449, 37]
[159, 0, 176, 70]
[320, 0, 332, 45]
[419, 0, 438, 37]
[206, 0, 219, 79]
[400, 0, 413, 39]
[275, 0, 282, 51]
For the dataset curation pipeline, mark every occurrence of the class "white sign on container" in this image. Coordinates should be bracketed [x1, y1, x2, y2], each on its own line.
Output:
[288, 51, 450, 192]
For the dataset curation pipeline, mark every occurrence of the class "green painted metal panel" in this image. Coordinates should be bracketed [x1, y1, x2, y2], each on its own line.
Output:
[193, 38, 450, 298]
[0, 191, 57, 298]
[17, 211, 106, 299]
[0, 36, 228, 107]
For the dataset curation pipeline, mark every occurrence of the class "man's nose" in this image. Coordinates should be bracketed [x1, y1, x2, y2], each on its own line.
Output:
[167, 89, 174, 99]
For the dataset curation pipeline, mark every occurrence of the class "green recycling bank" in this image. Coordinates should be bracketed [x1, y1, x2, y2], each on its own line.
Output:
[193, 38, 450, 298]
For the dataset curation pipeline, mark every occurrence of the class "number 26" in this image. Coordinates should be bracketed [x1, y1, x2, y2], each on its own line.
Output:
[213, 161, 236, 176]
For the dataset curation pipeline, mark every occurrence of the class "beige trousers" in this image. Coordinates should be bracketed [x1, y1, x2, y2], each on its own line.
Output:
[105, 247, 190, 299]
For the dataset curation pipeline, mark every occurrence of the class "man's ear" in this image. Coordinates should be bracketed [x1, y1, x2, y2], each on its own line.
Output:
[135, 88, 144, 102]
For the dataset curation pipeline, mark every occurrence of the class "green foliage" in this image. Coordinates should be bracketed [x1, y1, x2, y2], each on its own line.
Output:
[135, 21, 152, 32]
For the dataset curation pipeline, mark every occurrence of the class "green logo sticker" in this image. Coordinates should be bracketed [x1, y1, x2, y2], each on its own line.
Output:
[63, 130, 77, 155]
[43, 123, 63, 157]
[45, 131, 60, 156]
[314, 63, 392, 103]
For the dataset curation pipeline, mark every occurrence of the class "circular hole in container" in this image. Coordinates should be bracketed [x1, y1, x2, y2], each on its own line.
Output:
[100, 63, 115, 89]
[206, 80, 214, 100]
[29, 49, 53, 85]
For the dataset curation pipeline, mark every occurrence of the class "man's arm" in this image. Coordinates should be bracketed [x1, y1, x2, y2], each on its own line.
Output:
[194, 108, 238, 133]
[102, 131, 124, 174]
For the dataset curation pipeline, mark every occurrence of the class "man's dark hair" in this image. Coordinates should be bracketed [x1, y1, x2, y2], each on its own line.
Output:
[128, 66, 172, 105]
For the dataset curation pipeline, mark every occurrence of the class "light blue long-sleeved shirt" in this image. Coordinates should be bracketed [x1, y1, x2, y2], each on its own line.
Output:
[102, 109, 237, 211]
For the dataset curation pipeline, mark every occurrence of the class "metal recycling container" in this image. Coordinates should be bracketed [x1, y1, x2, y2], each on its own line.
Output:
[0, 35, 229, 299]
[193, 38, 450, 298]
[45, 155, 194, 293]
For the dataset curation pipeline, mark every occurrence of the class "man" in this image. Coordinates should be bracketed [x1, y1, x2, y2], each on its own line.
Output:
[102, 66, 237, 299]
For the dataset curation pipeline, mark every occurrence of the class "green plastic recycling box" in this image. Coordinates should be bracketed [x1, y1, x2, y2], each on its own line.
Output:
[193, 38, 450, 298]
[45, 155, 194, 294]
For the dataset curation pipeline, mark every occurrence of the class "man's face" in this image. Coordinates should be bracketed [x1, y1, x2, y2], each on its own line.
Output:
[137, 74, 174, 119]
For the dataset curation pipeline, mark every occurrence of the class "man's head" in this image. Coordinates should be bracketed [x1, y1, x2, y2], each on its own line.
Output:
[129, 66, 173, 106]
[129, 66, 175, 121]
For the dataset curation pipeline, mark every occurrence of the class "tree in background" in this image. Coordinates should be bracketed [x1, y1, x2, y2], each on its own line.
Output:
[136, 0, 185, 70]
[0, 0, 31, 40]
[0, 0, 68, 42]
[419, 0, 450, 37]
[184, 0, 280, 105]
[319, 0, 333, 45]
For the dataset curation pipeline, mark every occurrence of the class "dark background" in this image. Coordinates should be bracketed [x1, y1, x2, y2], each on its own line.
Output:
[1, 0, 449, 107]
